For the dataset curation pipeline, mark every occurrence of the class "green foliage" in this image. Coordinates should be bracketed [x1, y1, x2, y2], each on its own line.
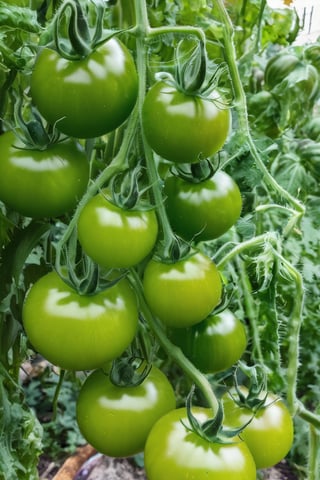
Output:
[0, 0, 319, 478]
[24, 367, 86, 460]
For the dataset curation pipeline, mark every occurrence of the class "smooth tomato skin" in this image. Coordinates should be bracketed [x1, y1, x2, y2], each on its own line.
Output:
[22, 272, 138, 371]
[31, 39, 138, 138]
[169, 309, 247, 373]
[0, 131, 89, 218]
[142, 81, 231, 163]
[164, 170, 242, 241]
[143, 252, 222, 328]
[223, 390, 294, 469]
[144, 407, 256, 480]
[76, 366, 176, 457]
[77, 190, 159, 268]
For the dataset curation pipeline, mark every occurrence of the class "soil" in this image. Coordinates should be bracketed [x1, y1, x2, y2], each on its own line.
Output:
[38, 448, 299, 480]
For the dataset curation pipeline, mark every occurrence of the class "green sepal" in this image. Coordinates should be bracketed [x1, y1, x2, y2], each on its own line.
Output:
[182, 386, 252, 444]
[231, 362, 269, 412]
[110, 357, 152, 388]
[170, 159, 216, 184]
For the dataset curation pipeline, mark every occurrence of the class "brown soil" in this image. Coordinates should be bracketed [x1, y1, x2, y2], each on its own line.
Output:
[38, 447, 298, 480]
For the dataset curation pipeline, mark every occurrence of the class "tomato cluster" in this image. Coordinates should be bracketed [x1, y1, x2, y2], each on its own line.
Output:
[0, 1, 296, 477]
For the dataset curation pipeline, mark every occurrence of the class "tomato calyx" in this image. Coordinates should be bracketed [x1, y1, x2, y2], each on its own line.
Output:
[154, 36, 229, 103]
[229, 363, 270, 413]
[53, 224, 128, 296]
[52, 0, 123, 60]
[110, 356, 153, 387]
[153, 234, 192, 264]
[109, 161, 155, 211]
[183, 386, 250, 445]
[10, 91, 61, 150]
[170, 158, 216, 184]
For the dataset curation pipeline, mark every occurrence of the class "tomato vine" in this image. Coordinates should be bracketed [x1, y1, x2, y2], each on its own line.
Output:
[0, 0, 320, 478]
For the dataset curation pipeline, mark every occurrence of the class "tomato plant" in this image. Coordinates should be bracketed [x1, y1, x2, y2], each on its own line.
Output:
[77, 189, 159, 268]
[143, 251, 222, 327]
[223, 388, 294, 469]
[76, 366, 176, 457]
[1, 0, 320, 477]
[142, 81, 231, 163]
[144, 407, 257, 480]
[22, 272, 139, 371]
[31, 38, 138, 138]
[169, 309, 247, 373]
[164, 170, 242, 241]
[0, 131, 89, 218]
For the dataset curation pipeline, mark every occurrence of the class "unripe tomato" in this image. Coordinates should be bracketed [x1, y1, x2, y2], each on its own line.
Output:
[76, 366, 176, 457]
[142, 81, 231, 163]
[143, 251, 222, 328]
[169, 309, 247, 373]
[31, 38, 138, 138]
[164, 170, 242, 241]
[22, 272, 138, 371]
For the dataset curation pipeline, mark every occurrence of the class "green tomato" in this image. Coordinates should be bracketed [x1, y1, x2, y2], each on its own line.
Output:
[143, 251, 222, 328]
[164, 170, 242, 241]
[31, 38, 138, 138]
[264, 52, 300, 89]
[77, 190, 159, 268]
[142, 81, 231, 163]
[76, 366, 176, 457]
[144, 407, 256, 480]
[223, 389, 294, 469]
[0, 131, 89, 218]
[169, 309, 247, 373]
[247, 90, 280, 138]
[22, 271, 138, 371]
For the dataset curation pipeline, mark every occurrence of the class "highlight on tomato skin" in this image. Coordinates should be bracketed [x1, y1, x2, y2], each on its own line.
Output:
[76, 366, 176, 458]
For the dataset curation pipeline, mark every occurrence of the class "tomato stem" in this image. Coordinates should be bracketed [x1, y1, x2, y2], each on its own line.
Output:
[213, 0, 305, 227]
[133, 0, 190, 262]
[129, 268, 219, 414]
[54, 103, 139, 275]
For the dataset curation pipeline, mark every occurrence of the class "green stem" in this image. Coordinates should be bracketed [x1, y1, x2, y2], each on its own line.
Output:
[52, 369, 66, 421]
[307, 424, 320, 480]
[297, 402, 320, 431]
[133, 0, 180, 254]
[272, 251, 304, 415]
[213, 0, 305, 218]
[216, 232, 278, 270]
[129, 268, 219, 414]
[236, 255, 264, 366]
[55, 104, 139, 271]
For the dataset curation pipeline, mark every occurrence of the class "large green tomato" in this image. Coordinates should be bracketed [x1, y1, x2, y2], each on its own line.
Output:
[223, 389, 294, 469]
[77, 189, 159, 268]
[76, 366, 176, 457]
[0, 131, 89, 218]
[169, 309, 247, 373]
[31, 38, 138, 138]
[143, 251, 222, 328]
[142, 81, 231, 163]
[22, 272, 138, 371]
[144, 407, 256, 480]
[164, 170, 242, 241]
